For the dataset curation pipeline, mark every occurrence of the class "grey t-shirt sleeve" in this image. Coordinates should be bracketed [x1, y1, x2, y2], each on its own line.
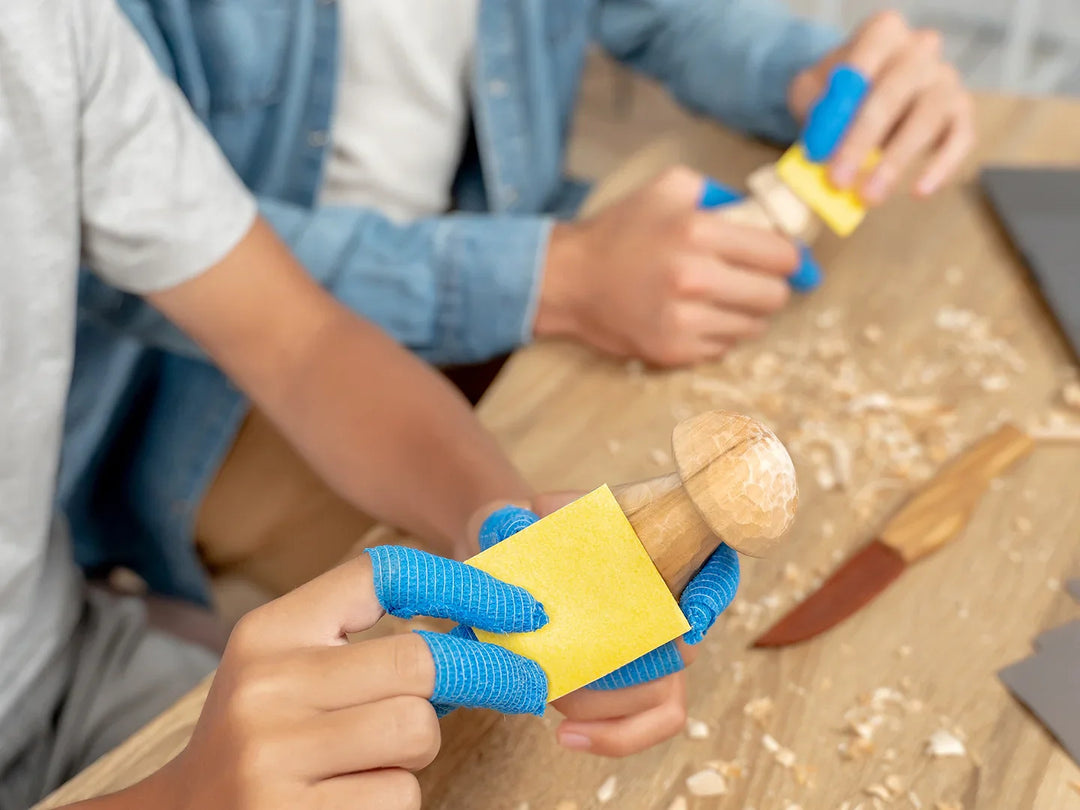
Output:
[72, 0, 257, 294]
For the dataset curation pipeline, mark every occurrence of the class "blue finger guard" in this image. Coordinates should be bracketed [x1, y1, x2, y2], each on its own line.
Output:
[802, 65, 870, 163]
[364, 545, 548, 634]
[679, 543, 740, 645]
[699, 178, 742, 209]
[479, 506, 539, 552]
[418, 629, 548, 717]
[789, 244, 823, 293]
[587, 641, 685, 690]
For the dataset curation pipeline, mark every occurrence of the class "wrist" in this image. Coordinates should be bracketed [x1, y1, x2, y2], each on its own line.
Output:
[534, 222, 590, 340]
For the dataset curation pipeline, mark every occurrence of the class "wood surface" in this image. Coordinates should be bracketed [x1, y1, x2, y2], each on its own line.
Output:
[881, 424, 1035, 563]
[37, 92, 1080, 810]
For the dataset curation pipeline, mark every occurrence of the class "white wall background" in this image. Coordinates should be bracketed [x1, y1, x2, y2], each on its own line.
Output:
[786, 0, 1080, 94]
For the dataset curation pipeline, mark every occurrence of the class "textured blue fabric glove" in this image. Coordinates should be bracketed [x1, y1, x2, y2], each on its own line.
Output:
[477, 505, 740, 692]
[699, 178, 822, 293]
[363, 545, 549, 716]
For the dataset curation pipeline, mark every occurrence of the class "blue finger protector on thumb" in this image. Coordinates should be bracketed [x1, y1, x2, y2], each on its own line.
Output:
[478, 505, 539, 551]
[588, 641, 684, 690]
[417, 629, 548, 717]
[789, 244, 823, 293]
[680, 543, 740, 645]
[364, 546, 548, 634]
[802, 65, 870, 163]
[700, 178, 742, 209]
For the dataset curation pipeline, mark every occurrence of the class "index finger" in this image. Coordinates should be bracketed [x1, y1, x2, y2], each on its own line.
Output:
[243, 547, 548, 655]
[692, 214, 800, 277]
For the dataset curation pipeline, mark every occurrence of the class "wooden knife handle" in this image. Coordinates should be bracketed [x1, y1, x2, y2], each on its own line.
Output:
[879, 424, 1034, 563]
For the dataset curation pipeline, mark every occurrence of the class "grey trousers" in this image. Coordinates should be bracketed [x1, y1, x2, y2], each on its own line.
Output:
[0, 588, 218, 810]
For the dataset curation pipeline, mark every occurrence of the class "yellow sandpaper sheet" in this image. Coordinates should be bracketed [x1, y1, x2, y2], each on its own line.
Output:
[467, 485, 690, 700]
[776, 145, 877, 237]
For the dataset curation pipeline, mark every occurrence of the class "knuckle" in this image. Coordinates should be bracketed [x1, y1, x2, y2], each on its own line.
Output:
[391, 696, 441, 762]
[385, 770, 423, 810]
[914, 28, 943, 54]
[227, 611, 266, 658]
[228, 660, 286, 722]
[654, 165, 698, 197]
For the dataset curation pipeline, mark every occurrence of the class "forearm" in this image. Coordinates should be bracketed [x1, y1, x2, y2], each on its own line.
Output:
[270, 299, 532, 555]
[151, 219, 532, 557]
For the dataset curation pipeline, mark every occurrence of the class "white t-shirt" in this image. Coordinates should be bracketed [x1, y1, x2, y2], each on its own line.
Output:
[321, 0, 479, 221]
[0, 0, 255, 732]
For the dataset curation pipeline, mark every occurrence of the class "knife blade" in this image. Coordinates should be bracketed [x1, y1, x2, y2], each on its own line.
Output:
[753, 423, 1035, 647]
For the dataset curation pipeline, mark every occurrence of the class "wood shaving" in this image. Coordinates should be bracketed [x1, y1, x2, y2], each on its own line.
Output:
[1013, 516, 1033, 534]
[666, 797, 688, 810]
[896, 644, 913, 658]
[685, 718, 709, 739]
[703, 759, 744, 779]
[863, 324, 884, 344]
[793, 763, 816, 786]
[744, 696, 774, 725]
[605, 438, 622, 455]
[685, 768, 728, 797]
[909, 791, 923, 809]
[762, 733, 797, 767]
[925, 729, 966, 758]
[596, 775, 617, 803]
[884, 775, 905, 795]
[1048, 577, 1062, 591]
[649, 448, 671, 466]
[980, 374, 1010, 392]
[865, 785, 892, 801]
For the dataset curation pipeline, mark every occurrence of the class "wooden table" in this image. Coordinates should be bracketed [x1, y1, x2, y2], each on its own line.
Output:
[38, 93, 1080, 810]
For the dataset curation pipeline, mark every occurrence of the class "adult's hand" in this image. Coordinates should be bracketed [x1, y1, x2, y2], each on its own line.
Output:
[535, 167, 800, 367]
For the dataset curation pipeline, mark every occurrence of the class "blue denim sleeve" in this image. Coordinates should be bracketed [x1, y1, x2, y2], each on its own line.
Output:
[595, 0, 843, 144]
[75, 199, 553, 367]
[261, 198, 552, 366]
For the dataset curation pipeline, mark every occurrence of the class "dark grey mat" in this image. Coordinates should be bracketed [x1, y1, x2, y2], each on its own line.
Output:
[981, 166, 1080, 361]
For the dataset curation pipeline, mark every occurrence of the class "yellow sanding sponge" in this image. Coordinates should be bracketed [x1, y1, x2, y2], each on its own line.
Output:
[775, 145, 870, 237]
[467, 486, 690, 700]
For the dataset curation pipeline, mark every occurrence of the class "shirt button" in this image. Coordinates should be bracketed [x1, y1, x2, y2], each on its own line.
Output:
[488, 79, 509, 97]
[307, 130, 329, 148]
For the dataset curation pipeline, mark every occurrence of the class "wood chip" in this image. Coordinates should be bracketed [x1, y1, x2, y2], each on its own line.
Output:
[685, 718, 709, 739]
[863, 324, 884, 344]
[685, 768, 729, 797]
[605, 438, 622, 455]
[980, 374, 1010, 392]
[793, 763, 815, 786]
[666, 797, 688, 810]
[926, 729, 966, 758]
[896, 644, 913, 658]
[908, 791, 923, 809]
[1013, 515, 1033, 534]
[884, 775, 905, 795]
[650, 448, 671, 466]
[596, 775, 617, 803]
[865, 785, 892, 801]
[744, 696, 774, 725]
[762, 733, 797, 767]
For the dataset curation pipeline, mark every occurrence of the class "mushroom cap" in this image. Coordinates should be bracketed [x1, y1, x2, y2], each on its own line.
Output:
[672, 411, 798, 557]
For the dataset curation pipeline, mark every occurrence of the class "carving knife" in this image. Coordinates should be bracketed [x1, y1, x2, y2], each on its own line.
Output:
[753, 423, 1034, 647]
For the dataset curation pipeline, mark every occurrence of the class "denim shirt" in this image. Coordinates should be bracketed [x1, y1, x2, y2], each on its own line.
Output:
[62, 0, 839, 603]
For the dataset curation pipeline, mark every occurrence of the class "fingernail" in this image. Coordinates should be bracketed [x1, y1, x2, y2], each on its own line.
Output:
[862, 168, 892, 204]
[558, 731, 592, 750]
[830, 161, 856, 188]
[916, 176, 938, 197]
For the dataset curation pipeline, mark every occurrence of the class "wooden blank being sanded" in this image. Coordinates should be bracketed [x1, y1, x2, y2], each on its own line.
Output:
[468, 411, 798, 699]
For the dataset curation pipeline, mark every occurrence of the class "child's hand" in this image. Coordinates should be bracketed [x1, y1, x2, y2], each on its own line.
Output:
[477, 505, 741, 757]
[135, 550, 548, 810]
[787, 10, 975, 204]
